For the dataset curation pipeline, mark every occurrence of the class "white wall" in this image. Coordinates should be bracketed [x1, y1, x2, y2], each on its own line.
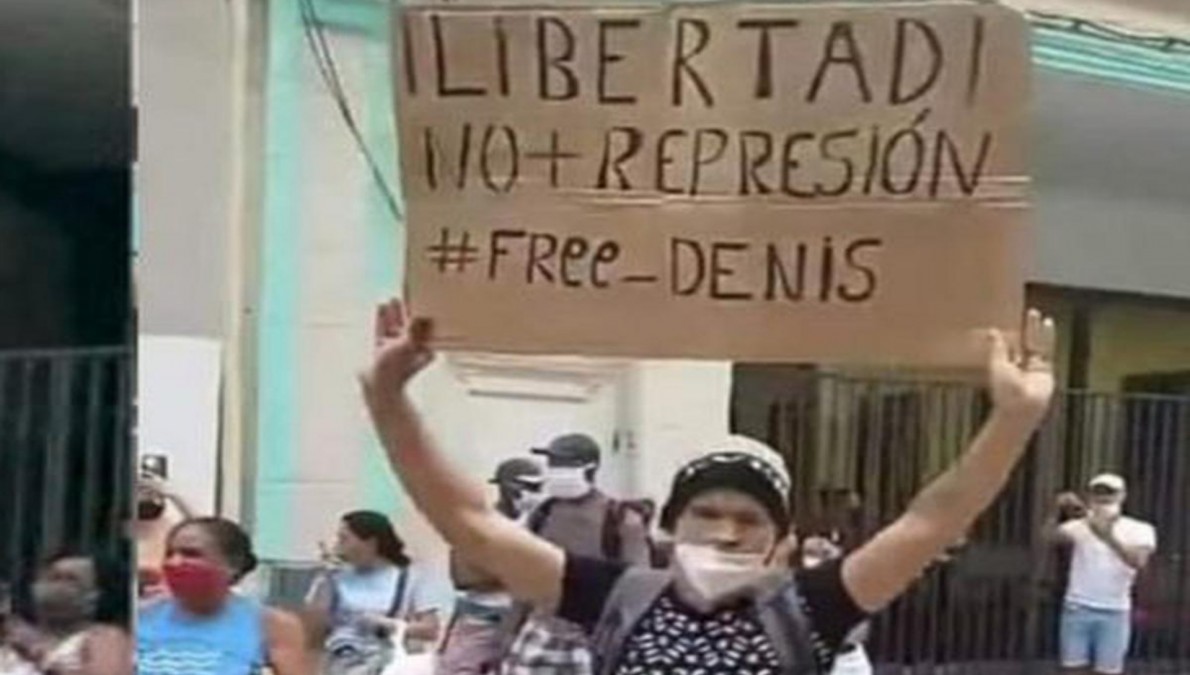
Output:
[136, 0, 267, 521]
[136, 0, 236, 338]
[1031, 75, 1190, 299]
[137, 336, 223, 515]
[628, 362, 735, 510]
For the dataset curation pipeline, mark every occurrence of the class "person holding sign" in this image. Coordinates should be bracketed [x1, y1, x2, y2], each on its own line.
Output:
[361, 299, 1054, 674]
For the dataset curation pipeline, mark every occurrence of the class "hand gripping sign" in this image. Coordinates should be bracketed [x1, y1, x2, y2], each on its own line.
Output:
[393, 0, 1030, 365]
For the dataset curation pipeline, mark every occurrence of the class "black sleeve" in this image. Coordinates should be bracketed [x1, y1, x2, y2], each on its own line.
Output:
[796, 559, 868, 653]
[557, 554, 629, 632]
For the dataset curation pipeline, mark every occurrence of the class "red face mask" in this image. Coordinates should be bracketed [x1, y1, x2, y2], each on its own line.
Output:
[162, 559, 231, 607]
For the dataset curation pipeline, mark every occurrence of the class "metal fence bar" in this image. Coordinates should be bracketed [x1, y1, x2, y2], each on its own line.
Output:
[108, 354, 132, 529]
[40, 358, 73, 555]
[750, 371, 1190, 672]
[79, 357, 105, 549]
[8, 360, 36, 582]
[0, 347, 132, 615]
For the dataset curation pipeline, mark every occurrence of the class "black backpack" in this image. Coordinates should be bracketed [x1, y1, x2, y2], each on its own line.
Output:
[527, 497, 659, 564]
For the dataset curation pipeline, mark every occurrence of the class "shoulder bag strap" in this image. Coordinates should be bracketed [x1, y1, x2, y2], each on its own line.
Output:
[590, 567, 671, 675]
[387, 567, 411, 618]
[601, 500, 624, 560]
[756, 576, 820, 675]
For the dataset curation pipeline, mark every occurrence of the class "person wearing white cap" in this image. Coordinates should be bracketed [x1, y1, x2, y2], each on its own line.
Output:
[361, 299, 1057, 674]
[1048, 473, 1156, 675]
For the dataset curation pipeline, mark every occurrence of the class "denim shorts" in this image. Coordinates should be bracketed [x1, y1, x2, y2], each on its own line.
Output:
[1060, 602, 1132, 674]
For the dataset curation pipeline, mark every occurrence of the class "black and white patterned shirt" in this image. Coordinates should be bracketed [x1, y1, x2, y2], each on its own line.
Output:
[617, 591, 781, 674]
[559, 556, 866, 674]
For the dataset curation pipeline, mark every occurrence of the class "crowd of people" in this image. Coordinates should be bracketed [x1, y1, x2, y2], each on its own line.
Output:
[0, 303, 1159, 675]
[363, 299, 1056, 675]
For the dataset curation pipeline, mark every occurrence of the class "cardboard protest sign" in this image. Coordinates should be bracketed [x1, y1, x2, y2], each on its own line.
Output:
[393, 1, 1030, 365]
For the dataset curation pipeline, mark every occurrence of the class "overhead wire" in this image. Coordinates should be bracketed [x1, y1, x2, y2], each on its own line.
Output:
[1027, 11, 1190, 55]
[298, 0, 404, 223]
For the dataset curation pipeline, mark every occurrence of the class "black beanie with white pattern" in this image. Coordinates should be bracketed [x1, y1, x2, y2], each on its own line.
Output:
[660, 447, 792, 535]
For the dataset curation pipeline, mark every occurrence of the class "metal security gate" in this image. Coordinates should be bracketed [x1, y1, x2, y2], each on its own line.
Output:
[0, 347, 132, 613]
[738, 370, 1190, 674]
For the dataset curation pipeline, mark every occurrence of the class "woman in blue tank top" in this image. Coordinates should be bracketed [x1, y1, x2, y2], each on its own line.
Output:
[304, 511, 442, 675]
[137, 517, 311, 675]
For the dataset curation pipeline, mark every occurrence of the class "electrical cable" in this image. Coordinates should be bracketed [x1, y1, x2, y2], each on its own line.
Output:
[1027, 11, 1190, 55]
[298, 0, 404, 223]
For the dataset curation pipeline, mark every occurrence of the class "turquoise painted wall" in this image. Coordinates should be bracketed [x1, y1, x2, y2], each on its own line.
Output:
[256, 0, 406, 557]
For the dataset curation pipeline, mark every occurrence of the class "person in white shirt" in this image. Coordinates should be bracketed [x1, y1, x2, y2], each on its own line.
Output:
[1048, 473, 1156, 675]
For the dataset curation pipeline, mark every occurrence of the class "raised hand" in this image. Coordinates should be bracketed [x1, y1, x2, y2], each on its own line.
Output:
[1055, 491, 1086, 513]
[317, 541, 340, 570]
[139, 474, 169, 498]
[987, 309, 1056, 426]
[1088, 514, 1117, 541]
[360, 299, 435, 397]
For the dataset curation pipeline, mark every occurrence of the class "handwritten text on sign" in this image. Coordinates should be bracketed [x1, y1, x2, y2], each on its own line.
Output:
[395, 2, 1030, 365]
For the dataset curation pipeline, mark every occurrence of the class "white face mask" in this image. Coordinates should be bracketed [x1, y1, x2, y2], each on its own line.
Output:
[544, 466, 592, 500]
[1091, 501, 1122, 519]
[514, 490, 545, 516]
[673, 543, 770, 608]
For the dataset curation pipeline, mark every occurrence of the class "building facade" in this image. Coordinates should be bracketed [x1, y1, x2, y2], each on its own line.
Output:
[137, 0, 1190, 578]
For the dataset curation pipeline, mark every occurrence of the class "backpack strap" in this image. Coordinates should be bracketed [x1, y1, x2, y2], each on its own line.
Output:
[386, 566, 411, 618]
[589, 566, 821, 675]
[601, 500, 624, 560]
[322, 570, 341, 618]
[437, 606, 462, 654]
[754, 574, 820, 675]
[526, 498, 556, 534]
[602, 500, 661, 565]
[589, 567, 672, 675]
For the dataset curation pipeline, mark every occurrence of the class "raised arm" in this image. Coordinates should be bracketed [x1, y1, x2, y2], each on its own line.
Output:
[360, 300, 565, 610]
[450, 550, 504, 592]
[163, 490, 195, 520]
[842, 310, 1057, 613]
[1088, 519, 1155, 571]
[140, 476, 196, 520]
[1042, 492, 1085, 546]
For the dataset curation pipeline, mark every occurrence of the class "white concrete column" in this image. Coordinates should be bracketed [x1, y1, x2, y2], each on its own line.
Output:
[625, 361, 734, 511]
